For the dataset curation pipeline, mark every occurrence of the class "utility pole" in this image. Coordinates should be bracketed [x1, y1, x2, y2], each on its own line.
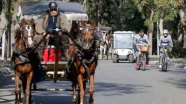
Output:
[7, 0, 12, 58]
[157, 21, 159, 55]
[96, 0, 99, 26]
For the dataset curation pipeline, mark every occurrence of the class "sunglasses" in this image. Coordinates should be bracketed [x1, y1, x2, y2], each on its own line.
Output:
[50, 9, 57, 11]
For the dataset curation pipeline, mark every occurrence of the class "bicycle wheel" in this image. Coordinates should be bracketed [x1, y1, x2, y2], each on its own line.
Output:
[142, 53, 146, 71]
[162, 55, 167, 72]
[139, 53, 146, 71]
[137, 54, 142, 70]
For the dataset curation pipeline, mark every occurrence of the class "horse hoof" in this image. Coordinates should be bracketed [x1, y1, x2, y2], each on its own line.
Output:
[88, 97, 94, 104]
[14, 101, 20, 104]
[72, 94, 77, 103]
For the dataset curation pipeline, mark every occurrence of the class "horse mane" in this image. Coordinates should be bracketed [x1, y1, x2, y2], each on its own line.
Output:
[15, 27, 21, 40]
[71, 21, 79, 33]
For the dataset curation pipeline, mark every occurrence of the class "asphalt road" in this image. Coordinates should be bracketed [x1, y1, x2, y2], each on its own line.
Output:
[0, 60, 186, 104]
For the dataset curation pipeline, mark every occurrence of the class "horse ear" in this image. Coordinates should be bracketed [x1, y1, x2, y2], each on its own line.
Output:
[90, 21, 96, 29]
[30, 18, 35, 25]
[72, 21, 77, 28]
[20, 18, 26, 26]
[81, 21, 86, 28]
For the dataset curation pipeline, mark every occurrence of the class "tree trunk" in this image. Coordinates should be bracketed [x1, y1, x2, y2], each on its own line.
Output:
[148, 9, 155, 55]
[159, 11, 164, 36]
[177, 0, 186, 48]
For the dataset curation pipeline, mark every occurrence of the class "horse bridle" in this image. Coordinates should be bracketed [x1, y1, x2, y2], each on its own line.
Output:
[20, 24, 35, 49]
[81, 28, 95, 51]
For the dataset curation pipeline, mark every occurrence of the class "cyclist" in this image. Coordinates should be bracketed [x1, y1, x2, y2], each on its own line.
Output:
[134, 29, 151, 68]
[158, 29, 173, 68]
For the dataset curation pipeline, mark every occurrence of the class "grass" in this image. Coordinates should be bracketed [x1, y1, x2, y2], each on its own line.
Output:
[183, 58, 186, 65]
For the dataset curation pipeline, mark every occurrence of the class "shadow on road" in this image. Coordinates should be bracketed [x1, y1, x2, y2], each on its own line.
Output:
[164, 69, 186, 89]
[94, 82, 152, 95]
[0, 74, 14, 88]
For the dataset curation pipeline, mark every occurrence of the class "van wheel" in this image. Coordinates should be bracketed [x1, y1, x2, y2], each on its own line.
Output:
[113, 55, 118, 63]
[129, 54, 134, 63]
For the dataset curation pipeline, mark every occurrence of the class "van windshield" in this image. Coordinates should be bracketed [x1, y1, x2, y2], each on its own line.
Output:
[114, 33, 133, 49]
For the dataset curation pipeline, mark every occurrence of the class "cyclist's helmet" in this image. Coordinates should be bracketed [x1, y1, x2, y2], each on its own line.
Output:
[163, 29, 168, 38]
[48, 2, 58, 10]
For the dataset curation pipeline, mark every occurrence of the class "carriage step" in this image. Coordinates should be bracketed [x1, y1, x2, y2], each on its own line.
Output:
[41, 61, 67, 64]
[12, 71, 67, 81]
[46, 71, 65, 77]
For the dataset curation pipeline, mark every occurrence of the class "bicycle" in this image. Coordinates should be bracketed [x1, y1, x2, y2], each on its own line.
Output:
[137, 44, 149, 71]
[160, 45, 169, 72]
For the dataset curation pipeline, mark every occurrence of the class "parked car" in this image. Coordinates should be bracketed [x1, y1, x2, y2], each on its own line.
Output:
[112, 31, 136, 63]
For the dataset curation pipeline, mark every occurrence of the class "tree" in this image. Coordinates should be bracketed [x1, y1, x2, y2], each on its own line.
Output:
[176, 0, 186, 48]
[133, 0, 155, 55]
[154, 0, 178, 35]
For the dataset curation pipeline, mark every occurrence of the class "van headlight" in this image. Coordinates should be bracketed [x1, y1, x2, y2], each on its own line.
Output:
[114, 51, 118, 54]
[128, 51, 131, 54]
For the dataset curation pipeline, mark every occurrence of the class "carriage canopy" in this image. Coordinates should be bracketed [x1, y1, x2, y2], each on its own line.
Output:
[17, 1, 88, 21]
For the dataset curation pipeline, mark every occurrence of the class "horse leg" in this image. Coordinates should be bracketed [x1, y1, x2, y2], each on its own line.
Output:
[25, 72, 33, 104]
[14, 73, 20, 104]
[100, 47, 103, 59]
[77, 74, 85, 104]
[21, 76, 27, 104]
[71, 67, 77, 102]
[72, 82, 77, 102]
[88, 74, 94, 104]
[103, 46, 106, 59]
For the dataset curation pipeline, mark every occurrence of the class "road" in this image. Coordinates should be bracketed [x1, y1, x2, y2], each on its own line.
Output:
[0, 60, 186, 104]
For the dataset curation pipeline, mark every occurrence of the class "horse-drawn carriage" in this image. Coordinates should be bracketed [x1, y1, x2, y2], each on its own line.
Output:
[12, 1, 97, 104]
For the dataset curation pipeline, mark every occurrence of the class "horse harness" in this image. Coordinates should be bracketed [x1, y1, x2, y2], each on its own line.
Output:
[11, 24, 37, 69]
[65, 28, 97, 81]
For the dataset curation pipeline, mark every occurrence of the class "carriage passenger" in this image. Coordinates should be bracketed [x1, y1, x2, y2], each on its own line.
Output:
[95, 28, 102, 39]
[95, 28, 102, 45]
[158, 29, 173, 69]
[34, 2, 71, 60]
[134, 29, 151, 68]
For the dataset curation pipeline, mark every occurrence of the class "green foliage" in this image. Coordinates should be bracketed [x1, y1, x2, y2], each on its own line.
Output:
[183, 58, 186, 65]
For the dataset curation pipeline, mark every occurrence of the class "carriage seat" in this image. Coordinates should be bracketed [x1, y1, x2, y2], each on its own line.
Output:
[42, 45, 61, 62]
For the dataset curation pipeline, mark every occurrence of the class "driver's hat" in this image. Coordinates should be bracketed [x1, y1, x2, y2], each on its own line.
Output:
[48, 2, 58, 10]
[163, 29, 168, 34]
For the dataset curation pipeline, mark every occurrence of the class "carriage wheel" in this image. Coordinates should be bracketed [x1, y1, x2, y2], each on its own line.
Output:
[33, 83, 37, 90]
[19, 84, 22, 103]
[77, 87, 80, 104]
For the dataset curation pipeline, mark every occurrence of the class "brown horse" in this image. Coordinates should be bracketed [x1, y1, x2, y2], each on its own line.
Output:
[12, 18, 38, 104]
[67, 21, 97, 104]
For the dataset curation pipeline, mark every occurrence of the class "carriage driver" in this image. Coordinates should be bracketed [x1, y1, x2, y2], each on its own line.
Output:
[158, 29, 173, 69]
[35, 2, 71, 60]
[134, 29, 151, 68]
